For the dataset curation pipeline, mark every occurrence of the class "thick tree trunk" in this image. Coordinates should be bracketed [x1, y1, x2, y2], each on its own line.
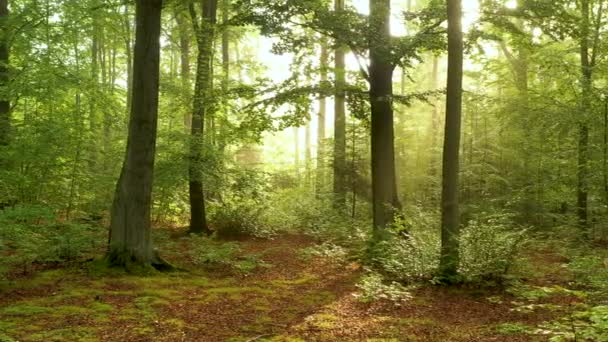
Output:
[124, 5, 133, 114]
[108, 0, 164, 267]
[333, 0, 347, 208]
[0, 0, 9, 147]
[188, 0, 217, 235]
[369, 0, 399, 231]
[439, 0, 463, 278]
[316, 41, 328, 197]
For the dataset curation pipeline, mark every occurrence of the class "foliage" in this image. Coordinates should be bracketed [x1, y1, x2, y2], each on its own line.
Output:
[534, 305, 608, 342]
[367, 210, 525, 284]
[368, 218, 441, 283]
[0, 205, 104, 277]
[189, 235, 267, 274]
[458, 213, 527, 281]
[354, 272, 412, 305]
[209, 168, 276, 238]
[568, 254, 608, 299]
[288, 190, 370, 247]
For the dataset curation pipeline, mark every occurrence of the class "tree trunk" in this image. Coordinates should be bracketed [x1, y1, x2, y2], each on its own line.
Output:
[604, 97, 608, 207]
[439, 0, 463, 278]
[316, 41, 328, 197]
[333, 0, 347, 208]
[176, 9, 192, 131]
[0, 0, 9, 147]
[108, 0, 164, 267]
[188, 0, 217, 235]
[305, 118, 312, 186]
[220, 0, 230, 150]
[124, 5, 133, 114]
[294, 126, 300, 178]
[369, 0, 399, 231]
[577, 0, 591, 228]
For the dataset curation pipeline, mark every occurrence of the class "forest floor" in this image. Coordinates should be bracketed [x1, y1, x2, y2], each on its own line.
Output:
[0, 230, 593, 342]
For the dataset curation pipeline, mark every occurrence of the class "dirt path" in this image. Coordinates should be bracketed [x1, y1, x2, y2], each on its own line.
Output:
[0, 234, 579, 341]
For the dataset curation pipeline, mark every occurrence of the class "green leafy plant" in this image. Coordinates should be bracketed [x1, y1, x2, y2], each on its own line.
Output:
[458, 214, 526, 281]
[354, 272, 412, 305]
[190, 236, 267, 274]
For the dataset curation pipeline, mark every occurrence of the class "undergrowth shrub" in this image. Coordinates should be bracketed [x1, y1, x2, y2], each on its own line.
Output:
[209, 169, 276, 238]
[368, 210, 525, 284]
[0, 205, 104, 277]
[354, 272, 412, 305]
[568, 254, 608, 299]
[280, 189, 371, 249]
[367, 211, 441, 283]
[459, 214, 526, 281]
[189, 235, 267, 274]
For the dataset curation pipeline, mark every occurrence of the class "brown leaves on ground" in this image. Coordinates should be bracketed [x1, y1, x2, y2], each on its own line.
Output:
[0, 233, 579, 341]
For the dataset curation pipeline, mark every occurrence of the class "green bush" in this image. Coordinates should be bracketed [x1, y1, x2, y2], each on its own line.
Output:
[367, 210, 524, 284]
[354, 272, 412, 305]
[0, 205, 104, 276]
[369, 228, 440, 282]
[189, 235, 267, 274]
[209, 169, 276, 238]
[568, 254, 608, 299]
[459, 214, 526, 281]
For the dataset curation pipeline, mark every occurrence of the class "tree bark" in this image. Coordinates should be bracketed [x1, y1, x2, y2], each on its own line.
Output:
[369, 0, 399, 231]
[188, 0, 217, 235]
[124, 5, 133, 114]
[577, 0, 591, 228]
[108, 0, 164, 267]
[0, 0, 9, 147]
[604, 97, 608, 207]
[316, 41, 328, 197]
[176, 9, 192, 131]
[333, 0, 347, 208]
[220, 0, 230, 150]
[439, 0, 463, 278]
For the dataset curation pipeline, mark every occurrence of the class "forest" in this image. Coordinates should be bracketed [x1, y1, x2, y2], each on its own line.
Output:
[0, 0, 607, 341]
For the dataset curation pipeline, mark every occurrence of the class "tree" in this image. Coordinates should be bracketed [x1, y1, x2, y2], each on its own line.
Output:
[316, 39, 328, 197]
[175, 7, 192, 131]
[439, 0, 463, 278]
[369, 0, 400, 231]
[188, 0, 217, 235]
[333, 0, 347, 208]
[0, 0, 9, 147]
[107, 0, 165, 268]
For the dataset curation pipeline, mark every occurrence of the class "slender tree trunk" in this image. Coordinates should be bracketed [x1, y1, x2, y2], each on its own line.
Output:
[316, 41, 328, 197]
[294, 126, 300, 178]
[188, 0, 217, 235]
[90, 21, 99, 165]
[333, 0, 347, 208]
[176, 26, 189, 129]
[0, 0, 9, 147]
[66, 40, 83, 220]
[577, 0, 591, 228]
[108, 0, 164, 267]
[604, 97, 608, 207]
[305, 119, 312, 186]
[439, 0, 463, 278]
[175, 9, 192, 131]
[369, 0, 399, 231]
[220, 0, 230, 150]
